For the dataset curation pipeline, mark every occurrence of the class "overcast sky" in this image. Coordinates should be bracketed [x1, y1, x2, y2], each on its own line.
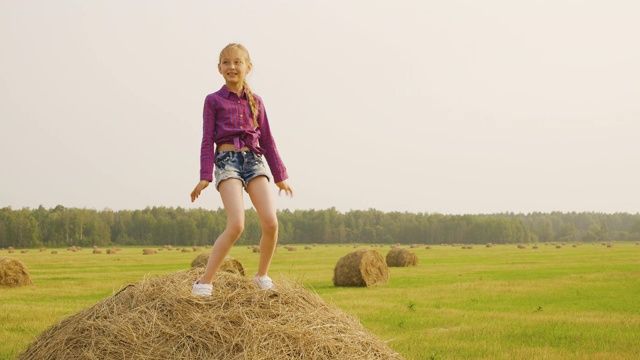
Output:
[1, 0, 639, 215]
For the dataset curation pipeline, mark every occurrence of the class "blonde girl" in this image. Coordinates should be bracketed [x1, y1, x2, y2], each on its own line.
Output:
[190, 43, 293, 296]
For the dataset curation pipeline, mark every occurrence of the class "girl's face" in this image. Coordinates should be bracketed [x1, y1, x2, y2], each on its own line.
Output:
[218, 48, 251, 86]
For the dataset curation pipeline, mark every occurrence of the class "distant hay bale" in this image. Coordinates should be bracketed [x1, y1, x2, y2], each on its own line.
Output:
[304, 246, 312, 250]
[17, 270, 402, 360]
[181, 248, 191, 253]
[93, 249, 102, 254]
[51, 251, 58, 254]
[142, 249, 157, 255]
[20, 249, 28, 253]
[190, 254, 245, 276]
[39, 247, 46, 252]
[0, 257, 32, 288]
[386, 248, 418, 267]
[286, 246, 297, 251]
[333, 249, 388, 287]
[252, 246, 260, 253]
[555, 245, 562, 249]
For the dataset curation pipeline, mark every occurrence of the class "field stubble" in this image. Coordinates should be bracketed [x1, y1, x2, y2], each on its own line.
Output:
[1, 242, 639, 360]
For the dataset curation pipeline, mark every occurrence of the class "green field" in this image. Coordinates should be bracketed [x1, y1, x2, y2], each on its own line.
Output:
[1, 243, 639, 360]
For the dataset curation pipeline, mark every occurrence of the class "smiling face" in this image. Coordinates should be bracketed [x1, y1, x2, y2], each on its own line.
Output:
[218, 46, 252, 89]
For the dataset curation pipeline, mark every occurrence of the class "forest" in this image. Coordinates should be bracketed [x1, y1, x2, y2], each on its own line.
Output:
[1, 205, 640, 249]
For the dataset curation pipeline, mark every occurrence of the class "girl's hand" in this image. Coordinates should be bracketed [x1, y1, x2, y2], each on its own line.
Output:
[276, 181, 293, 197]
[191, 180, 210, 202]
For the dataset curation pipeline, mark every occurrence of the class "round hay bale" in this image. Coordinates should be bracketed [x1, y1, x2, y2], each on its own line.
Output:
[333, 249, 388, 287]
[386, 248, 418, 267]
[17, 270, 402, 360]
[0, 257, 32, 288]
[142, 249, 157, 255]
[304, 246, 312, 250]
[252, 246, 260, 253]
[181, 248, 191, 253]
[93, 249, 103, 254]
[51, 250, 58, 254]
[190, 254, 245, 276]
[20, 249, 29, 253]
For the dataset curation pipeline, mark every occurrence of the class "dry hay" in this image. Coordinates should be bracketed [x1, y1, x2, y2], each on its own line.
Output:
[51, 250, 58, 254]
[386, 248, 418, 267]
[285, 246, 297, 251]
[252, 246, 260, 253]
[333, 249, 389, 287]
[190, 254, 245, 276]
[93, 249, 102, 254]
[304, 246, 313, 250]
[17, 270, 402, 360]
[20, 249, 29, 253]
[142, 249, 157, 255]
[0, 257, 32, 288]
[181, 248, 192, 253]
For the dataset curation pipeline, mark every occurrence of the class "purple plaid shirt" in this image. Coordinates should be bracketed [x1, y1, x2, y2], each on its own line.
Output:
[199, 85, 289, 183]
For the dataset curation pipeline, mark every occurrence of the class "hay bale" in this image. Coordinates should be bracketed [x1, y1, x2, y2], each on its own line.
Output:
[93, 249, 103, 254]
[386, 248, 418, 267]
[142, 249, 157, 255]
[252, 246, 260, 253]
[0, 257, 32, 288]
[20, 249, 29, 253]
[333, 249, 388, 287]
[190, 254, 245, 276]
[17, 270, 402, 360]
[51, 251, 58, 254]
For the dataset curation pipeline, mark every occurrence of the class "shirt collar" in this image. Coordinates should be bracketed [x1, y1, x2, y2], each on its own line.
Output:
[219, 85, 247, 99]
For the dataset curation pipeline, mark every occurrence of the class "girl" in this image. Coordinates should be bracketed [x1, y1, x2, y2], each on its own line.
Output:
[190, 43, 293, 296]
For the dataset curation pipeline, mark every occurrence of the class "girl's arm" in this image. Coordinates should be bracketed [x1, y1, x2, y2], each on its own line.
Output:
[192, 95, 216, 202]
[257, 100, 288, 184]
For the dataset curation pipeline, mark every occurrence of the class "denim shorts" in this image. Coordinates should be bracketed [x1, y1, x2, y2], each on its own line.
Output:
[214, 150, 270, 191]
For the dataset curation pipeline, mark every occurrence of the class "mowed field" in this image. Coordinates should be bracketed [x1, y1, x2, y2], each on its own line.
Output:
[1, 242, 639, 360]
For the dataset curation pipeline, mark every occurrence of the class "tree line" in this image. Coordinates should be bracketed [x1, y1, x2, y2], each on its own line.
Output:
[1, 205, 639, 249]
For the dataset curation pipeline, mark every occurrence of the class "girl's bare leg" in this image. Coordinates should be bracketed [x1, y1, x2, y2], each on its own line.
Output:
[247, 176, 278, 276]
[198, 179, 245, 284]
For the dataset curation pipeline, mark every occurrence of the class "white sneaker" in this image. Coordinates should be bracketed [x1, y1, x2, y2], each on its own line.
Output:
[253, 274, 275, 290]
[192, 280, 213, 296]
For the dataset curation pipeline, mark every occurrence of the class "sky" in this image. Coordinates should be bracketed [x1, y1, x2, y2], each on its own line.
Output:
[1, 0, 639, 215]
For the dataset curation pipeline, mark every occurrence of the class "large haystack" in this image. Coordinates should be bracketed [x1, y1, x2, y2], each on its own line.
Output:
[386, 248, 418, 267]
[0, 257, 32, 288]
[190, 254, 245, 276]
[333, 249, 389, 287]
[18, 270, 402, 360]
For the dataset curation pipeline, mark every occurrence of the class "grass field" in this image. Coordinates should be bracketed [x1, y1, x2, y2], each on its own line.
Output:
[1, 242, 639, 360]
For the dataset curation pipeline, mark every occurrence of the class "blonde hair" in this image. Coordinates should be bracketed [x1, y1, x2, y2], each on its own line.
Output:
[219, 43, 259, 128]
